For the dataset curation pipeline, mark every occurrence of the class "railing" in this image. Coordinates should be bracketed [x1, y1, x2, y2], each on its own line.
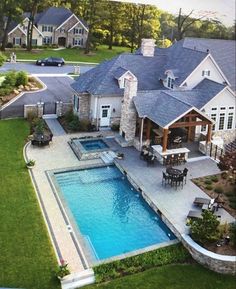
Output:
[208, 142, 224, 161]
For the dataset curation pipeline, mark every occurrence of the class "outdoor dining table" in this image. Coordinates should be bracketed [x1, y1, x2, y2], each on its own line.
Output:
[166, 167, 182, 176]
[32, 133, 51, 146]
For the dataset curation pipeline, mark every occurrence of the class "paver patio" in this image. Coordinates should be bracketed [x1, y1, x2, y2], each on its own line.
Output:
[26, 134, 235, 274]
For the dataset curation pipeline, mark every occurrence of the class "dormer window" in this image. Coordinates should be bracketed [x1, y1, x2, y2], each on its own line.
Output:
[202, 70, 210, 77]
[167, 76, 174, 89]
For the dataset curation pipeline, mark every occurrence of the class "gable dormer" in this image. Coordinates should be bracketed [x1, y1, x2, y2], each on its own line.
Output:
[113, 67, 136, 89]
[163, 69, 179, 90]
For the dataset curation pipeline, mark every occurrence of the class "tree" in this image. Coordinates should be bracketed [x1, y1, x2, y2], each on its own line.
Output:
[189, 210, 220, 243]
[0, 0, 23, 51]
[26, 0, 39, 51]
[175, 8, 217, 40]
[0, 52, 6, 66]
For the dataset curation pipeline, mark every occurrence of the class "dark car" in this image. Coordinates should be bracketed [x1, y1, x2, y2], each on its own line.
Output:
[36, 57, 65, 67]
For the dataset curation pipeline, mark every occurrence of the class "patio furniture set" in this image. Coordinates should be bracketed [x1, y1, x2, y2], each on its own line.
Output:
[163, 152, 187, 166]
[162, 167, 188, 189]
[140, 145, 157, 166]
[31, 133, 53, 147]
[187, 196, 225, 220]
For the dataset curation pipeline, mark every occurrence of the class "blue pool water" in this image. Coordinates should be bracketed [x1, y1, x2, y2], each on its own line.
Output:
[55, 166, 175, 260]
[74, 139, 108, 151]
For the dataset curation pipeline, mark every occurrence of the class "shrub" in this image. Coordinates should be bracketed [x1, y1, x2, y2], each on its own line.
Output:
[93, 243, 190, 283]
[21, 43, 27, 49]
[211, 175, 219, 183]
[16, 71, 28, 86]
[189, 210, 220, 244]
[78, 119, 90, 131]
[214, 186, 224, 194]
[68, 117, 80, 131]
[65, 109, 76, 123]
[111, 123, 120, 131]
[2, 71, 17, 87]
[204, 179, 212, 185]
[55, 259, 70, 279]
[205, 185, 213, 190]
[6, 42, 13, 48]
[221, 171, 228, 179]
[34, 119, 45, 134]
[0, 87, 12, 96]
[0, 52, 6, 66]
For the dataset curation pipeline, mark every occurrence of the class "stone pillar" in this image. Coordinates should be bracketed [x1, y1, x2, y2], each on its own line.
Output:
[206, 124, 212, 144]
[119, 74, 138, 144]
[37, 102, 44, 118]
[56, 101, 63, 117]
[162, 128, 169, 152]
[141, 39, 156, 57]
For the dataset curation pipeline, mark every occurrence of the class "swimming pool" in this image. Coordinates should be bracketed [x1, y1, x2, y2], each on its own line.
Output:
[73, 138, 108, 151]
[54, 166, 175, 261]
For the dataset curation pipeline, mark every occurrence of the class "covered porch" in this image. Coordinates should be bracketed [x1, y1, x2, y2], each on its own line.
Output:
[135, 109, 213, 164]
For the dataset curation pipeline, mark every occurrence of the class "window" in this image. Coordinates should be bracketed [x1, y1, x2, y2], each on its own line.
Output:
[32, 39, 37, 45]
[202, 70, 210, 77]
[73, 38, 81, 46]
[43, 36, 52, 44]
[201, 125, 206, 132]
[60, 28, 65, 33]
[211, 107, 217, 111]
[48, 26, 53, 32]
[14, 37, 21, 45]
[73, 95, 79, 111]
[218, 113, 225, 130]
[42, 25, 47, 32]
[227, 112, 233, 129]
[220, 107, 226, 110]
[42, 26, 53, 32]
[167, 77, 174, 89]
[211, 113, 217, 131]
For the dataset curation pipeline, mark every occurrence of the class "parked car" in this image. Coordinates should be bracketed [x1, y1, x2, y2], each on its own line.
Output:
[36, 57, 65, 67]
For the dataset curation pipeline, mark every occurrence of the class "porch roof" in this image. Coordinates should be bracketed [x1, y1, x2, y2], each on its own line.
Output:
[133, 90, 213, 128]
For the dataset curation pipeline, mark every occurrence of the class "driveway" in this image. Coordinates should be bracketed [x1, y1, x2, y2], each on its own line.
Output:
[0, 62, 95, 74]
[1, 76, 75, 118]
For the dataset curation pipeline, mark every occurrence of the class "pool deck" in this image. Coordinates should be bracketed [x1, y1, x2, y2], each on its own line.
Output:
[26, 134, 235, 275]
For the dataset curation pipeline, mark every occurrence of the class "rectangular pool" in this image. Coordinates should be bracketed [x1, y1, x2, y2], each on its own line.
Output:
[54, 166, 175, 261]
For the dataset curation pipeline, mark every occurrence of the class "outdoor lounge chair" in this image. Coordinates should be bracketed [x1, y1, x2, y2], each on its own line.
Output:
[187, 210, 222, 220]
[193, 197, 212, 207]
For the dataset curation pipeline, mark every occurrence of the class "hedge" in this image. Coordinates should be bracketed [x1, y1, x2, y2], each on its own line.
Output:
[93, 243, 190, 283]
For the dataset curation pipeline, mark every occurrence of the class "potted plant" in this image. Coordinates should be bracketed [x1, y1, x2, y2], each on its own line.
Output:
[56, 259, 70, 280]
[26, 159, 35, 169]
[117, 152, 124, 160]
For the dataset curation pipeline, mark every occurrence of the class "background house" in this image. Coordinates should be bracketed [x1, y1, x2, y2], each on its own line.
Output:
[6, 7, 88, 48]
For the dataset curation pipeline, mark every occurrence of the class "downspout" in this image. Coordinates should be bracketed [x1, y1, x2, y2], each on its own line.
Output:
[96, 96, 99, 131]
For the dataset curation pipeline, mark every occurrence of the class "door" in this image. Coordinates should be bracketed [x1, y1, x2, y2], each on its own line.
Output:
[58, 37, 66, 47]
[100, 105, 111, 127]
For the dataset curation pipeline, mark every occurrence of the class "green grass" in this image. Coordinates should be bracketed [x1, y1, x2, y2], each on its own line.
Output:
[3, 45, 130, 63]
[0, 119, 60, 289]
[85, 263, 236, 289]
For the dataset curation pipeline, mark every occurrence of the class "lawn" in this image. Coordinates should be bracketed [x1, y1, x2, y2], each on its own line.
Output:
[0, 119, 60, 289]
[3, 45, 130, 63]
[86, 264, 236, 289]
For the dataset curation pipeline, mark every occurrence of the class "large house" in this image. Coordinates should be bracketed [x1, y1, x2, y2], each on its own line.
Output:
[71, 37, 235, 153]
[6, 7, 88, 48]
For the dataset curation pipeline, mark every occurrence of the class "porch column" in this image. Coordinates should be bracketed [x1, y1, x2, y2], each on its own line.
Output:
[162, 128, 169, 152]
[146, 118, 151, 140]
[139, 118, 144, 149]
[187, 117, 192, 142]
[206, 123, 212, 144]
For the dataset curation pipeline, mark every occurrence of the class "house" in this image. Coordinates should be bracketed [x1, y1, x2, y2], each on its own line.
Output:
[6, 7, 88, 48]
[71, 37, 236, 153]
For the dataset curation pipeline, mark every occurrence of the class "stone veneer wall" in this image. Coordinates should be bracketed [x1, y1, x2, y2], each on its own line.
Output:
[182, 234, 236, 275]
[8, 28, 26, 45]
[76, 93, 90, 120]
[119, 76, 138, 144]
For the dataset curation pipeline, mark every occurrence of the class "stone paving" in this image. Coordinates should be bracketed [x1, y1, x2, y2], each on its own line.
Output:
[45, 118, 66, 136]
[26, 134, 235, 274]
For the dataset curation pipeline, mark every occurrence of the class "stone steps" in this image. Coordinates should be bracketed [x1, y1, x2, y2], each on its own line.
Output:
[61, 269, 95, 289]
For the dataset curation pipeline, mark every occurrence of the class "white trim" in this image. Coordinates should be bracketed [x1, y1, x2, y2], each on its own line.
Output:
[163, 106, 214, 129]
[118, 70, 136, 81]
[179, 53, 230, 87]
[68, 21, 83, 32]
[23, 17, 44, 37]
[8, 25, 27, 36]
[56, 14, 88, 32]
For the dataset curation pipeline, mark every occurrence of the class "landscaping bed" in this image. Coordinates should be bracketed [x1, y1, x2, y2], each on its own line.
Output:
[0, 71, 42, 106]
[192, 173, 236, 217]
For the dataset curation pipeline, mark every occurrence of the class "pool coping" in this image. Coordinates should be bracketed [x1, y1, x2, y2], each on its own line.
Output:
[47, 162, 179, 266]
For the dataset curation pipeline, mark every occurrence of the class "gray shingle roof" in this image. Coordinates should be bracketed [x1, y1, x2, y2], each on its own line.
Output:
[133, 78, 225, 127]
[133, 91, 192, 127]
[113, 67, 129, 79]
[37, 7, 73, 25]
[183, 37, 236, 91]
[71, 52, 168, 95]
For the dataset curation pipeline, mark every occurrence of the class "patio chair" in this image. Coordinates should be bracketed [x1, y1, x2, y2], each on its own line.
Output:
[162, 172, 171, 186]
[187, 210, 202, 219]
[182, 168, 188, 183]
[146, 154, 156, 166]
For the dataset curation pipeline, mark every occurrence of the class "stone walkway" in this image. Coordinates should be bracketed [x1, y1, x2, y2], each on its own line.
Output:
[26, 134, 235, 275]
[45, 118, 66, 136]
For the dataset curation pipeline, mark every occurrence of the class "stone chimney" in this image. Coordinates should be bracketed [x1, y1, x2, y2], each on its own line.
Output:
[119, 74, 138, 144]
[141, 39, 156, 57]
